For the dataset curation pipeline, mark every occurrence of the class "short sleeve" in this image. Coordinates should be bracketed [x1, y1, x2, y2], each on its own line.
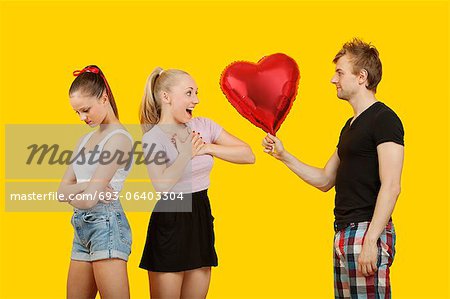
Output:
[373, 110, 404, 146]
[142, 128, 167, 164]
[202, 117, 223, 143]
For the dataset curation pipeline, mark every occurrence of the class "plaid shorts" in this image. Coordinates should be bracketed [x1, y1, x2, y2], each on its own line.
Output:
[333, 221, 396, 299]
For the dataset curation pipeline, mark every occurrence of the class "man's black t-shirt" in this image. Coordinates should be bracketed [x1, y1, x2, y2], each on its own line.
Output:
[335, 101, 404, 224]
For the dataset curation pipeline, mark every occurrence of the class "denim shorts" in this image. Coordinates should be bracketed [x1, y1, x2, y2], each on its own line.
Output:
[71, 200, 132, 262]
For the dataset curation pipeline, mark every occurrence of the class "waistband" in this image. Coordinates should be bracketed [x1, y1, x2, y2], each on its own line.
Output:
[73, 199, 124, 214]
[334, 220, 394, 233]
[164, 189, 208, 199]
[152, 189, 209, 213]
[334, 222, 361, 232]
[190, 189, 208, 198]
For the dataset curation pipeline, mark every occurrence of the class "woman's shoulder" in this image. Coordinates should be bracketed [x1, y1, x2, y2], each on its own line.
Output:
[142, 124, 166, 143]
[110, 127, 133, 142]
[75, 131, 95, 149]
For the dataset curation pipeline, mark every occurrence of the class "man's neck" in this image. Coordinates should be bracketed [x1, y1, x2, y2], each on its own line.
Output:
[348, 91, 378, 118]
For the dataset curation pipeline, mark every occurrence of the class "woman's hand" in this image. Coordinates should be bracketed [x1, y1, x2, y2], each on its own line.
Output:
[175, 131, 206, 158]
[99, 185, 117, 204]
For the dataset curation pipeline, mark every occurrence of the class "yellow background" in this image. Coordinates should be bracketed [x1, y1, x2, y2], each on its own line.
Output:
[0, 0, 449, 298]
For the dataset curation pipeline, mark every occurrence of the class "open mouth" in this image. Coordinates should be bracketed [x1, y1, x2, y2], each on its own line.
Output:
[186, 108, 193, 117]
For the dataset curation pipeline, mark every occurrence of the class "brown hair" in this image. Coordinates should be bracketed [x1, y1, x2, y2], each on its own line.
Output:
[69, 65, 119, 119]
[139, 67, 189, 133]
[333, 38, 382, 92]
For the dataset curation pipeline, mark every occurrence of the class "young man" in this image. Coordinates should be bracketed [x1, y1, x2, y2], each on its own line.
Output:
[262, 38, 404, 298]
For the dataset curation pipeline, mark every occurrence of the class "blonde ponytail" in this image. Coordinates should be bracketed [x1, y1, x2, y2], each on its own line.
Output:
[140, 67, 163, 133]
[140, 67, 190, 133]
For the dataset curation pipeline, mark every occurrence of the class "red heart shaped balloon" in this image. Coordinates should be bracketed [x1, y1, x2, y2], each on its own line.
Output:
[220, 53, 300, 135]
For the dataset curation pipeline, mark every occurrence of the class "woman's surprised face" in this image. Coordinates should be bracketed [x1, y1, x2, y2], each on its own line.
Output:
[165, 74, 200, 124]
[70, 90, 108, 127]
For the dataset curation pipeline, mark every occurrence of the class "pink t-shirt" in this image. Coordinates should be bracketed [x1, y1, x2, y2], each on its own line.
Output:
[142, 117, 223, 193]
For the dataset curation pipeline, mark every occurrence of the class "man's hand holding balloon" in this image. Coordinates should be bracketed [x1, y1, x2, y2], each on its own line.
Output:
[262, 133, 286, 160]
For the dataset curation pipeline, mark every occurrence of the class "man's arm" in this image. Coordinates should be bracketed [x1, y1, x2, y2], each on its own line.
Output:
[357, 142, 404, 276]
[262, 133, 340, 192]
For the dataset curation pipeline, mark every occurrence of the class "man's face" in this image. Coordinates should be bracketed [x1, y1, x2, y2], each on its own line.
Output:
[330, 55, 360, 101]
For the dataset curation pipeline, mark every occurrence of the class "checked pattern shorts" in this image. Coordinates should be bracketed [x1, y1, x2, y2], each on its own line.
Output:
[333, 221, 396, 299]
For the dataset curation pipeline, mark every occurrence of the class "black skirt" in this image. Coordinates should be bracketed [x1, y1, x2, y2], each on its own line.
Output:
[139, 189, 218, 272]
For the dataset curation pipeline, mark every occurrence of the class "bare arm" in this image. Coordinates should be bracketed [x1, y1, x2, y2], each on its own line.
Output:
[58, 136, 89, 202]
[262, 133, 340, 192]
[67, 134, 132, 209]
[57, 164, 89, 201]
[358, 142, 404, 276]
[201, 129, 255, 164]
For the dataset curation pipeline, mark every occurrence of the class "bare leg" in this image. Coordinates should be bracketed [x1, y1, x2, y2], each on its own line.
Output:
[67, 260, 98, 299]
[92, 258, 130, 299]
[148, 271, 184, 299]
[180, 267, 211, 299]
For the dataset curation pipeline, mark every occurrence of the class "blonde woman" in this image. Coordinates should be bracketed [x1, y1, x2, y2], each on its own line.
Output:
[139, 67, 255, 298]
